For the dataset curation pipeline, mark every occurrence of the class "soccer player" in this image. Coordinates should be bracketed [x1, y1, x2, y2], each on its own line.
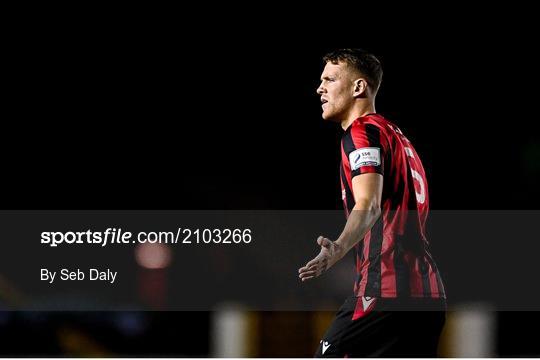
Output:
[298, 49, 446, 357]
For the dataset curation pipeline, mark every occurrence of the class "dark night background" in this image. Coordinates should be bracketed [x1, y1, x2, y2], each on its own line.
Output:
[1, 5, 540, 357]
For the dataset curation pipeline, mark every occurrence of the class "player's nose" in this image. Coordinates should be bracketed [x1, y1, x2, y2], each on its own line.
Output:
[316, 84, 325, 95]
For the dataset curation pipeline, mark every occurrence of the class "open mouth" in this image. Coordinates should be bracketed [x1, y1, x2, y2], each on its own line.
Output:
[321, 99, 328, 107]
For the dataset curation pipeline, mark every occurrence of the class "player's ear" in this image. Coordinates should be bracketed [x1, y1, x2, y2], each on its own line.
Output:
[353, 78, 368, 97]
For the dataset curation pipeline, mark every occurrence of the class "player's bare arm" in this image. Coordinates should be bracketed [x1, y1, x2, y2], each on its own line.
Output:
[298, 173, 383, 281]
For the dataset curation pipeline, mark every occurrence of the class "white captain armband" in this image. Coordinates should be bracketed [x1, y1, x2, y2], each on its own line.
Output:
[349, 147, 381, 170]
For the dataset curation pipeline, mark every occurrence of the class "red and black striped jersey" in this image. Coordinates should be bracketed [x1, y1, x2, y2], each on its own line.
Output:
[340, 113, 445, 298]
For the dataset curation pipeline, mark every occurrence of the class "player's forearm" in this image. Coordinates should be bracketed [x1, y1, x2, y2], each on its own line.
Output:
[334, 199, 381, 258]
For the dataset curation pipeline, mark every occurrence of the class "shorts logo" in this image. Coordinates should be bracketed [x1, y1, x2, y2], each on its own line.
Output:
[320, 340, 331, 354]
[349, 147, 381, 170]
[362, 296, 376, 311]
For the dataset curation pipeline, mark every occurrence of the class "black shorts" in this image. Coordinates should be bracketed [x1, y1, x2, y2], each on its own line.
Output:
[315, 296, 446, 358]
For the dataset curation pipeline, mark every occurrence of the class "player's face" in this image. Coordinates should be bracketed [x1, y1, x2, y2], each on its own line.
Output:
[316, 61, 357, 122]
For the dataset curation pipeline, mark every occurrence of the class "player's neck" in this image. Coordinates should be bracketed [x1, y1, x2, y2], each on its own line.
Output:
[340, 102, 376, 130]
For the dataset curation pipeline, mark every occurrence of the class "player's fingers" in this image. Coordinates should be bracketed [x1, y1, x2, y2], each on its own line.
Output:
[305, 264, 323, 274]
[307, 256, 329, 271]
[318, 237, 332, 248]
[299, 264, 316, 273]
[301, 263, 322, 274]
[305, 258, 319, 268]
[301, 275, 315, 281]
[299, 259, 317, 272]
[299, 270, 317, 278]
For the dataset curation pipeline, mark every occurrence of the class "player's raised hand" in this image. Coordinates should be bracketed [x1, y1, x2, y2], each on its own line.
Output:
[298, 236, 341, 282]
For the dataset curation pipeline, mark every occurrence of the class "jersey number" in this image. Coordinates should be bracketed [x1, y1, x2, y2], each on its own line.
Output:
[405, 147, 425, 204]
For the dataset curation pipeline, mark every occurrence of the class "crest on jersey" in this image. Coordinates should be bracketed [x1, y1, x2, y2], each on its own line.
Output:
[349, 147, 381, 170]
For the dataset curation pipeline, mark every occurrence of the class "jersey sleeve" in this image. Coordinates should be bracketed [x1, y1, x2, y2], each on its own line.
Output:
[344, 120, 388, 178]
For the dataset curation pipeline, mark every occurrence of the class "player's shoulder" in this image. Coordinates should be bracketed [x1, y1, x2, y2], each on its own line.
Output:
[351, 113, 395, 135]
